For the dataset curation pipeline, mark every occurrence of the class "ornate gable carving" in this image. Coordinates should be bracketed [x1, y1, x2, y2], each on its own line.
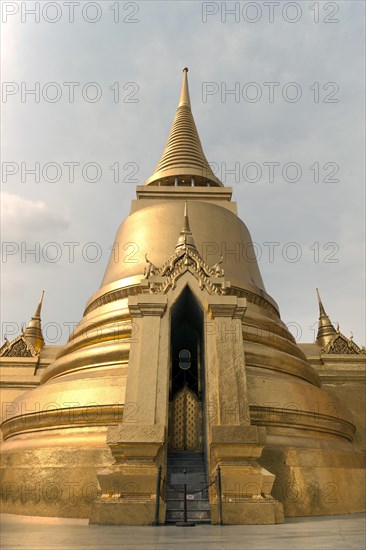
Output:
[0, 335, 37, 358]
[324, 334, 362, 355]
[141, 201, 231, 296]
[142, 247, 229, 295]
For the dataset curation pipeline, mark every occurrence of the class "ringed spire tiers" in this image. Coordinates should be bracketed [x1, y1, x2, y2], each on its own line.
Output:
[144, 68, 223, 187]
[23, 290, 45, 354]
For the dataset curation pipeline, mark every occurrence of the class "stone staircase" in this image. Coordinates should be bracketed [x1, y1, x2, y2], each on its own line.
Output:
[165, 451, 211, 525]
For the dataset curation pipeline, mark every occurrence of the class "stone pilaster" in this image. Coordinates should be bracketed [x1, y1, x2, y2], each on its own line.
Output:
[206, 296, 284, 524]
[89, 295, 169, 525]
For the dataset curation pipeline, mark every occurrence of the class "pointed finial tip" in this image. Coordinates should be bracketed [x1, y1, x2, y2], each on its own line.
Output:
[33, 290, 45, 319]
[183, 67, 188, 73]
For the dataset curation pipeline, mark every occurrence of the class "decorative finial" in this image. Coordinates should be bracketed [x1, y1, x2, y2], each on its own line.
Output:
[182, 201, 191, 234]
[143, 254, 158, 278]
[34, 290, 45, 319]
[175, 202, 196, 251]
[179, 66, 191, 107]
[0, 292, 46, 357]
[316, 288, 327, 317]
[23, 291, 45, 354]
[315, 288, 337, 347]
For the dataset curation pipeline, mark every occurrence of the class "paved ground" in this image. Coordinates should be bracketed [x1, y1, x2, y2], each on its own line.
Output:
[1, 513, 365, 550]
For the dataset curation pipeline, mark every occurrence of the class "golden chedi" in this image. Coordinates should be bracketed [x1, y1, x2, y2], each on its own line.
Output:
[0, 68, 365, 525]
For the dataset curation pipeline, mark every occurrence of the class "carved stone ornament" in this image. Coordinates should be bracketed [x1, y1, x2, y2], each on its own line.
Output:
[0, 335, 37, 357]
[324, 334, 363, 355]
[142, 245, 229, 296]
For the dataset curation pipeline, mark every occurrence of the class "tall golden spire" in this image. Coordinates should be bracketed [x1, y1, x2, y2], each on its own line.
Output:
[23, 291, 45, 354]
[145, 68, 222, 187]
[315, 288, 337, 347]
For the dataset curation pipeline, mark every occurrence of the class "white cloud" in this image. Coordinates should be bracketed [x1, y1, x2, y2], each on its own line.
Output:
[1, 192, 68, 243]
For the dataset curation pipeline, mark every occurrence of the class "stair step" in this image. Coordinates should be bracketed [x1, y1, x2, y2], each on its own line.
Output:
[165, 494, 209, 501]
[165, 495, 208, 501]
[168, 464, 205, 467]
[165, 491, 208, 495]
[166, 511, 211, 520]
[165, 452, 211, 525]
[165, 502, 210, 511]
[168, 464, 205, 468]
[165, 520, 211, 525]
[168, 469, 206, 473]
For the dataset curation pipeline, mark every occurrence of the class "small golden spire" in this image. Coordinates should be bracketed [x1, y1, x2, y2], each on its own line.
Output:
[316, 288, 326, 317]
[315, 288, 337, 347]
[34, 290, 44, 318]
[145, 68, 222, 187]
[175, 201, 196, 251]
[182, 201, 191, 233]
[23, 291, 45, 354]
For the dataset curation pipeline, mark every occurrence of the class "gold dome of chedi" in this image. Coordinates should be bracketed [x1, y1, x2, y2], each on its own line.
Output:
[1, 68, 364, 522]
[96, 200, 269, 298]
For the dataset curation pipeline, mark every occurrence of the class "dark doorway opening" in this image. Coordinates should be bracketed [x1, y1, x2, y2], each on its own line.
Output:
[165, 287, 210, 524]
[169, 286, 204, 451]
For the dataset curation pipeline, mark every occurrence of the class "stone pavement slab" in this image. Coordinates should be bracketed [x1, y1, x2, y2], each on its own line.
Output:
[1, 513, 365, 550]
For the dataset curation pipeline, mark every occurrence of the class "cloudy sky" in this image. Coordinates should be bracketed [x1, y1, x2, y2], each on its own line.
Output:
[1, 0, 365, 346]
